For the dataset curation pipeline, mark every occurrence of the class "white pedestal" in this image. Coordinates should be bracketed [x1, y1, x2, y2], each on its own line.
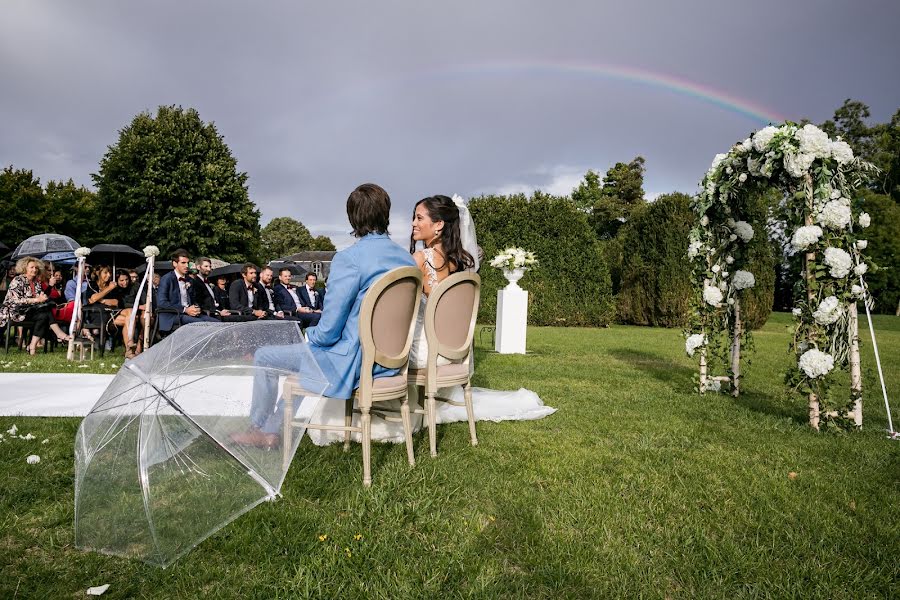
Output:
[495, 285, 528, 354]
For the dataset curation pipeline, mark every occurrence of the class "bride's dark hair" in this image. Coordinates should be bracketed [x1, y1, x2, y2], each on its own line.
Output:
[410, 195, 475, 272]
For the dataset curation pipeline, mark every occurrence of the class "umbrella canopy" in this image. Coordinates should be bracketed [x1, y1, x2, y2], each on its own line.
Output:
[268, 261, 308, 278]
[74, 321, 329, 567]
[135, 261, 174, 275]
[0, 241, 8, 251]
[11, 233, 79, 259]
[41, 251, 77, 266]
[90, 244, 145, 270]
[209, 263, 245, 278]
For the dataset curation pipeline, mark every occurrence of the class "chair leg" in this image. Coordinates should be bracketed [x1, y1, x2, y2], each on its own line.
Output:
[427, 391, 438, 457]
[343, 398, 353, 451]
[361, 406, 372, 487]
[464, 381, 478, 446]
[282, 393, 293, 470]
[401, 396, 415, 467]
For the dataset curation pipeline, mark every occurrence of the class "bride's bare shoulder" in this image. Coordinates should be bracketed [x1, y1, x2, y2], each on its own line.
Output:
[412, 250, 426, 268]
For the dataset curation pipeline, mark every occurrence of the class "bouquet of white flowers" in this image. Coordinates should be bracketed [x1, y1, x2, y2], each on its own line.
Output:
[490, 247, 537, 271]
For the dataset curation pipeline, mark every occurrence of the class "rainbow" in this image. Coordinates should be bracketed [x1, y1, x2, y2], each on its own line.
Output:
[433, 61, 786, 126]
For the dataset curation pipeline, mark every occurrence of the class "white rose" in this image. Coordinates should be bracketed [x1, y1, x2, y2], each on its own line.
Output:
[851, 284, 864, 298]
[711, 264, 721, 273]
[792, 307, 802, 317]
[854, 263, 868, 276]
[727, 298, 735, 305]
[726, 218, 736, 228]
[752, 125, 778, 152]
[685, 333, 706, 357]
[817, 198, 852, 230]
[739, 138, 753, 152]
[856, 240, 867, 250]
[858, 212, 870, 228]
[725, 256, 734, 264]
[687, 241, 703, 259]
[729, 234, 737, 242]
[813, 296, 842, 325]
[722, 271, 729, 278]
[796, 124, 832, 159]
[700, 215, 709, 226]
[823, 247, 852, 278]
[747, 157, 761, 176]
[790, 225, 823, 252]
[738, 173, 748, 182]
[799, 349, 835, 379]
[718, 280, 728, 291]
[26, 454, 41, 464]
[703, 286, 724, 307]
[734, 221, 754, 242]
[732, 270, 756, 290]
[830, 140, 854, 164]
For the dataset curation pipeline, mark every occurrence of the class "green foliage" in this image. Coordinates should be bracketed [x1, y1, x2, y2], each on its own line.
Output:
[859, 190, 900, 314]
[0, 166, 44, 246]
[617, 193, 695, 327]
[591, 156, 646, 239]
[92, 105, 261, 262]
[570, 169, 602, 213]
[310, 235, 337, 251]
[42, 179, 100, 247]
[468, 192, 614, 326]
[737, 192, 776, 330]
[260, 217, 314, 262]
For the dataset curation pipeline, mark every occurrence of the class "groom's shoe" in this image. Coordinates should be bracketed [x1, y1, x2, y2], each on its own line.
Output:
[230, 427, 280, 450]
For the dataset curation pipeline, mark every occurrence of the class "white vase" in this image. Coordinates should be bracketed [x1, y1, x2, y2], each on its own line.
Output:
[502, 267, 526, 288]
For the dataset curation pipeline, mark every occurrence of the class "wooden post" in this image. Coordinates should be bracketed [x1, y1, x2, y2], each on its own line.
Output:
[804, 174, 820, 431]
[849, 301, 862, 427]
[143, 257, 155, 349]
[699, 345, 708, 394]
[731, 297, 741, 397]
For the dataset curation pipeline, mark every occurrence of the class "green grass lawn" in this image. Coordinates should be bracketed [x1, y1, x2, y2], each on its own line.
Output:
[1, 313, 898, 599]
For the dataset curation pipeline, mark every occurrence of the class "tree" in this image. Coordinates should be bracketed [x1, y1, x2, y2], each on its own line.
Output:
[42, 179, 100, 246]
[571, 169, 602, 213]
[310, 235, 336, 251]
[821, 99, 877, 160]
[92, 105, 261, 262]
[0, 166, 44, 246]
[859, 190, 900, 314]
[260, 217, 314, 261]
[591, 156, 646, 239]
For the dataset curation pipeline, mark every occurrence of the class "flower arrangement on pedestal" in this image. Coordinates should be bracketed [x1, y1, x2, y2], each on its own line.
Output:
[684, 122, 876, 430]
[490, 247, 537, 287]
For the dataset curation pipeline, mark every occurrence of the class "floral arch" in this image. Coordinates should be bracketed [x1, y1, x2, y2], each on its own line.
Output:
[685, 122, 876, 431]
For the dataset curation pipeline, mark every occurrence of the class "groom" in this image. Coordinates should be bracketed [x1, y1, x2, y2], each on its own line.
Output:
[232, 183, 417, 448]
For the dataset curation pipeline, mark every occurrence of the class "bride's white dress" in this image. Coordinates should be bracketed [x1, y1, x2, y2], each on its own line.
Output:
[304, 249, 556, 446]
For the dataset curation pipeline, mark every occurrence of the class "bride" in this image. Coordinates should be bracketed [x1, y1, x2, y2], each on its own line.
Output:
[304, 194, 554, 445]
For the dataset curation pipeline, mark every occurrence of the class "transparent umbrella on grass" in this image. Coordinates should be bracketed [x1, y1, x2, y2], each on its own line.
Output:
[74, 321, 328, 567]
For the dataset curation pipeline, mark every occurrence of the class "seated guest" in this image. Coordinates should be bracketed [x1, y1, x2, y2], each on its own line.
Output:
[0, 257, 72, 354]
[156, 249, 218, 333]
[274, 268, 321, 327]
[42, 267, 76, 325]
[0, 265, 17, 292]
[65, 265, 90, 303]
[298, 273, 325, 313]
[228, 263, 267, 320]
[194, 257, 250, 322]
[258, 266, 299, 321]
[86, 266, 119, 307]
[213, 275, 231, 310]
[129, 270, 139, 285]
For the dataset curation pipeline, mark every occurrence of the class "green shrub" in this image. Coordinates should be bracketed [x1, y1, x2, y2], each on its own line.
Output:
[468, 192, 615, 326]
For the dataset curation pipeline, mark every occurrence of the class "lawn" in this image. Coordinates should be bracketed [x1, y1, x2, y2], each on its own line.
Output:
[1, 313, 898, 599]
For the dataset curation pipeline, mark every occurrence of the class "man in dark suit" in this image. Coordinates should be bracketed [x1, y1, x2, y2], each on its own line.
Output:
[194, 257, 251, 322]
[156, 249, 218, 332]
[257, 266, 299, 321]
[297, 273, 325, 313]
[228, 263, 267, 319]
[273, 267, 321, 327]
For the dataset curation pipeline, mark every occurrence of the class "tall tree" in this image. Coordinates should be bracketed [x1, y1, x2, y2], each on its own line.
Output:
[92, 105, 261, 262]
[591, 156, 646, 239]
[859, 190, 900, 314]
[43, 179, 99, 246]
[260, 217, 314, 261]
[0, 166, 44, 246]
[571, 169, 602, 213]
[821, 99, 877, 160]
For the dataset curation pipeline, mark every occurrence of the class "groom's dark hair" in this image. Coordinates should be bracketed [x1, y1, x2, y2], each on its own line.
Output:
[347, 183, 390, 238]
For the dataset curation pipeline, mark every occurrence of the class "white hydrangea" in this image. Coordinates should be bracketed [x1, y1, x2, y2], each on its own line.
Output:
[685, 333, 706, 357]
[796, 124, 832, 159]
[813, 296, 842, 325]
[709, 153, 728, 172]
[733, 221, 754, 242]
[747, 157, 761, 176]
[830, 140, 854, 164]
[783, 151, 816, 178]
[856, 240, 868, 250]
[143, 245, 160, 258]
[798, 349, 835, 379]
[817, 198, 852, 230]
[74, 247, 91, 259]
[732, 270, 756, 290]
[823, 247, 852, 278]
[830, 188, 842, 199]
[792, 307, 802, 317]
[729, 234, 737, 242]
[738, 138, 753, 153]
[851, 284, 864, 298]
[700, 215, 709, 227]
[854, 263, 868, 276]
[790, 225, 823, 252]
[752, 126, 778, 152]
[703, 285, 724, 307]
[858, 212, 871, 228]
[687, 241, 703, 259]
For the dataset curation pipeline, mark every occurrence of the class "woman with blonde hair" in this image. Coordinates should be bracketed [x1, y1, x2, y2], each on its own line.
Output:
[0, 256, 72, 354]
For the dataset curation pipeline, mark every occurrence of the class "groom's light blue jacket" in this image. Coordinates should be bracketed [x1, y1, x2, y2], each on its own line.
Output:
[306, 233, 416, 399]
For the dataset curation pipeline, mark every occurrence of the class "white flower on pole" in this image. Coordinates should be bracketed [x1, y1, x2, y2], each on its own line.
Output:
[851, 284, 864, 298]
[858, 212, 871, 228]
[813, 296, 843, 325]
[817, 198, 852, 230]
[703, 286, 723, 307]
[752, 126, 778, 152]
[733, 221, 754, 242]
[823, 247, 852, 278]
[26, 454, 41, 464]
[685, 333, 706, 357]
[856, 240, 867, 250]
[74, 247, 92, 259]
[143, 246, 160, 258]
[790, 225, 823, 251]
[796, 124, 832, 159]
[687, 241, 703, 259]
[854, 263, 868, 276]
[830, 140, 854, 164]
[732, 270, 756, 290]
[798, 349, 835, 379]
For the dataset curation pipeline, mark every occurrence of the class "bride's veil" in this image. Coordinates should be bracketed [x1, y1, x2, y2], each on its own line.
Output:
[452, 194, 480, 272]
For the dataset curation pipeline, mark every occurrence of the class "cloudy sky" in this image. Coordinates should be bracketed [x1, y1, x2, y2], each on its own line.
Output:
[2, 1, 898, 248]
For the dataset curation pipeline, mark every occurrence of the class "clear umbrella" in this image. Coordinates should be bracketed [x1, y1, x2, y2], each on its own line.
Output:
[11, 233, 79, 259]
[74, 321, 328, 567]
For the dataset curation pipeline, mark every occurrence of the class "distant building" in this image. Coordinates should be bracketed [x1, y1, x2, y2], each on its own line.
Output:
[278, 251, 336, 280]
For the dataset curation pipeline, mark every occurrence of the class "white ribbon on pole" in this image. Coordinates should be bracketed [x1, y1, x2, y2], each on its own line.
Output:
[66, 255, 87, 360]
[860, 275, 896, 438]
[126, 265, 151, 345]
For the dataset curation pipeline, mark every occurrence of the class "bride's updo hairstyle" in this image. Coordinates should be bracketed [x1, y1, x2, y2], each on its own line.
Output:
[410, 195, 475, 272]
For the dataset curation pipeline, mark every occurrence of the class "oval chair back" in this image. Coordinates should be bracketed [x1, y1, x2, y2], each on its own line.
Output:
[424, 271, 481, 381]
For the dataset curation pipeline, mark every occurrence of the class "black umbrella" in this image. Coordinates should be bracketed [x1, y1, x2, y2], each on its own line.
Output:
[268, 261, 308, 278]
[90, 244, 145, 272]
[135, 261, 174, 275]
[0, 241, 8, 252]
[209, 263, 244, 278]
